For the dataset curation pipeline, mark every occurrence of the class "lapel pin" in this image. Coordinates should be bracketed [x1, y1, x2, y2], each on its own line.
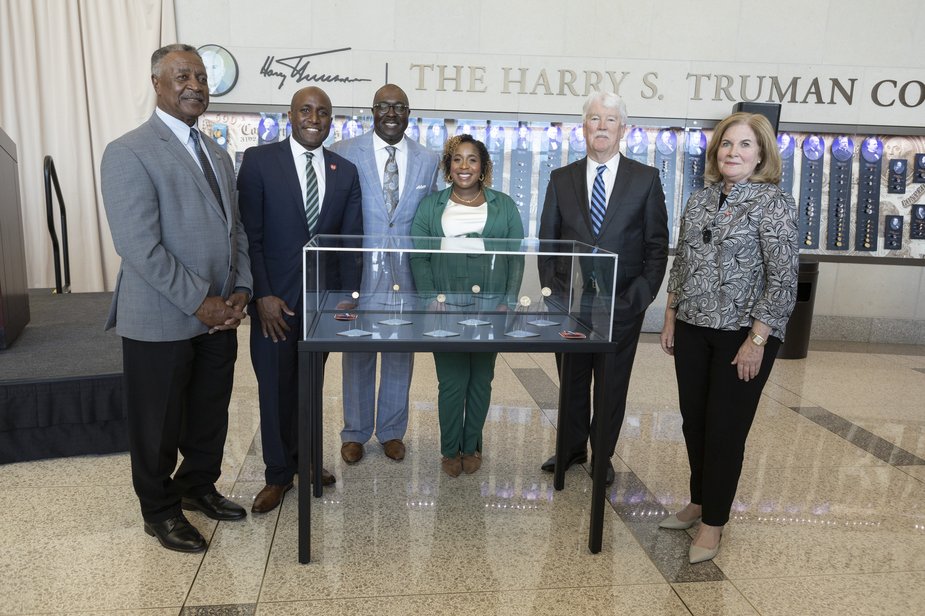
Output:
[330, 163, 337, 171]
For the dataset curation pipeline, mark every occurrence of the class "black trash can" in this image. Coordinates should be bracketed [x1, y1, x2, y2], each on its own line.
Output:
[778, 260, 818, 359]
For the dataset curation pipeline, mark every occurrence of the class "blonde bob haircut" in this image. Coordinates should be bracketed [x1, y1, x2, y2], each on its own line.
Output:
[704, 112, 781, 185]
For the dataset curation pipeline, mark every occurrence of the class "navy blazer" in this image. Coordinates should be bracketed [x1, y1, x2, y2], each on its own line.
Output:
[237, 138, 363, 307]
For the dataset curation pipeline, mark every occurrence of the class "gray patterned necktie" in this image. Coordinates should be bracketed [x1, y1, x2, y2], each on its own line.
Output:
[304, 151, 319, 235]
[383, 145, 399, 214]
[189, 128, 224, 211]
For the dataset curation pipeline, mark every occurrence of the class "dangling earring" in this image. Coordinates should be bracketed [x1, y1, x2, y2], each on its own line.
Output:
[479, 173, 485, 182]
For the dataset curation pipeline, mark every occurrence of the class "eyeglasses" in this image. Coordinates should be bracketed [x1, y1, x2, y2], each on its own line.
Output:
[372, 102, 409, 115]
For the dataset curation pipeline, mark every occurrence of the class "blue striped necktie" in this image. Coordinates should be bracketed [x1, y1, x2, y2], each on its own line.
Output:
[304, 151, 319, 235]
[590, 164, 607, 235]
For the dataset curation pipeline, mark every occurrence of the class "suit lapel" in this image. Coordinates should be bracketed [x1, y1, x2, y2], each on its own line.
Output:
[600, 155, 632, 234]
[278, 139, 310, 234]
[203, 138, 232, 224]
[400, 142, 421, 208]
[151, 115, 226, 221]
[570, 159, 593, 236]
[320, 147, 339, 227]
[357, 136, 382, 206]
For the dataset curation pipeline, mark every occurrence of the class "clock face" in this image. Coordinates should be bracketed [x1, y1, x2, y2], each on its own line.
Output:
[197, 44, 238, 97]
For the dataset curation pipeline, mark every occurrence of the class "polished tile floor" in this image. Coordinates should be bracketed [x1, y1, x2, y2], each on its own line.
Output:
[2, 327, 924, 615]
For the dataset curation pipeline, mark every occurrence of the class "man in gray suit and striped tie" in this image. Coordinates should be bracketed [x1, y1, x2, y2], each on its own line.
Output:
[101, 44, 253, 553]
[330, 84, 440, 464]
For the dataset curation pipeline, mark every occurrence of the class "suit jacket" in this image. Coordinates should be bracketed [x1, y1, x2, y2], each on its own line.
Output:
[329, 132, 440, 236]
[539, 155, 669, 321]
[101, 112, 252, 342]
[237, 138, 363, 308]
[329, 132, 440, 298]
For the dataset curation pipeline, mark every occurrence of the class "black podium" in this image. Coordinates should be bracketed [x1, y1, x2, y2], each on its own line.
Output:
[0, 126, 30, 350]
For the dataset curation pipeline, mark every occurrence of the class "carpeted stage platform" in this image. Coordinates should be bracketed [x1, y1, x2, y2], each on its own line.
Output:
[0, 290, 125, 464]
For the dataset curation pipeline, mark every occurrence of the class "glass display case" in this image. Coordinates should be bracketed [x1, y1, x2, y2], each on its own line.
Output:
[296, 235, 621, 563]
[302, 235, 619, 347]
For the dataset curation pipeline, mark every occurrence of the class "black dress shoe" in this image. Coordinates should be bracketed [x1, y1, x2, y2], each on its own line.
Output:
[540, 450, 588, 473]
[144, 515, 206, 553]
[590, 459, 616, 486]
[181, 492, 246, 521]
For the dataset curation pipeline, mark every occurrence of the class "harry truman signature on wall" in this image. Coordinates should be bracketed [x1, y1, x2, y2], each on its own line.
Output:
[259, 47, 372, 90]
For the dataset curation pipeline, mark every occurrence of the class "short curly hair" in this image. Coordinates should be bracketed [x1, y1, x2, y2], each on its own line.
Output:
[442, 134, 493, 187]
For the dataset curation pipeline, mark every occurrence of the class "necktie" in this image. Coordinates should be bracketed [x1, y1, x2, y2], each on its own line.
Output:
[189, 128, 224, 210]
[383, 145, 399, 214]
[304, 151, 320, 235]
[590, 164, 607, 235]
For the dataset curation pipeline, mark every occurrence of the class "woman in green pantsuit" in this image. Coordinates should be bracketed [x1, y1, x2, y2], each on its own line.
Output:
[410, 134, 524, 477]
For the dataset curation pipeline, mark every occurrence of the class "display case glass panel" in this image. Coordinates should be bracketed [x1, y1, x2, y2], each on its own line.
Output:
[302, 235, 618, 344]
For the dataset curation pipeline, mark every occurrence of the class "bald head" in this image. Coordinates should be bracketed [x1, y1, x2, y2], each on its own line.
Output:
[372, 84, 410, 145]
[288, 87, 332, 149]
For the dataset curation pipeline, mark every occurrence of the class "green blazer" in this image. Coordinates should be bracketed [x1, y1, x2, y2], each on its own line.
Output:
[410, 187, 525, 308]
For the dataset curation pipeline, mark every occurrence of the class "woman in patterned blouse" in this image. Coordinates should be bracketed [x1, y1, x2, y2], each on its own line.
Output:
[658, 112, 799, 564]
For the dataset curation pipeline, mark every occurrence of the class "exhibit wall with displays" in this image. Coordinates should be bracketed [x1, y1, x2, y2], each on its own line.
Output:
[200, 110, 925, 261]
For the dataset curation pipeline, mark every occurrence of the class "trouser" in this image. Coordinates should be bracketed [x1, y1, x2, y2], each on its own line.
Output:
[433, 351, 497, 457]
[123, 331, 237, 522]
[673, 320, 781, 526]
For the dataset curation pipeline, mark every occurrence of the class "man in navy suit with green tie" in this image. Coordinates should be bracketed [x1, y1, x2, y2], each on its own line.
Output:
[238, 86, 363, 513]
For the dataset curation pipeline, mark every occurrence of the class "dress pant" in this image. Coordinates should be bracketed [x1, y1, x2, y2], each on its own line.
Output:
[672, 320, 781, 526]
[433, 351, 497, 457]
[556, 312, 645, 458]
[122, 330, 237, 523]
[250, 308, 329, 485]
[341, 351, 413, 444]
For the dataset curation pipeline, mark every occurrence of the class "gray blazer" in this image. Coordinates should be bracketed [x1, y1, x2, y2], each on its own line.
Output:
[101, 112, 252, 342]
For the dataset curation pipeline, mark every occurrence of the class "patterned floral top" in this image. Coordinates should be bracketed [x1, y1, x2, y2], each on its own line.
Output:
[667, 181, 799, 340]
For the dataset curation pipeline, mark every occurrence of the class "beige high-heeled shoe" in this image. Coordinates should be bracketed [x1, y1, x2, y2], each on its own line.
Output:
[688, 537, 721, 564]
[658, 513, 701, 530]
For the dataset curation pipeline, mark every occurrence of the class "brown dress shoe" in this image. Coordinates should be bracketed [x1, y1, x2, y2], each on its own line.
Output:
[251, 482, 293, 513]
[341, 441, 364, 464]
[382, 439, 406, 461]
[312, 466, 336, 487]
[441, 454, 462, 478]
[461, 451, 482, 474]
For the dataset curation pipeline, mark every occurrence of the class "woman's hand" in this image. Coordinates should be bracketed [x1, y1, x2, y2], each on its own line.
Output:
[659, 302, 677, 356]
[731, 339, 764, 381]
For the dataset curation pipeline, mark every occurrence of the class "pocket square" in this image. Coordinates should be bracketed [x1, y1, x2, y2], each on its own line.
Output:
[415, 184, 427, 190]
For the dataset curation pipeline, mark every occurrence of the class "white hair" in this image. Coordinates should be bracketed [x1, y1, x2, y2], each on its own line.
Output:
[582, 91, 627, 123]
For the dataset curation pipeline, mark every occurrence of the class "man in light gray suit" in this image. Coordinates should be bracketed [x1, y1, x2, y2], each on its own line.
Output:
[101, 44, 252, 553]
[330, 84, 440, 464]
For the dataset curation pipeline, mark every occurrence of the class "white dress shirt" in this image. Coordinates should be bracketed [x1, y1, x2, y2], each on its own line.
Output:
[289, 137, 327, 211]
[372, 133, 408, 200]
[585, 152, 621, 209]
[156, 107, 216, 175]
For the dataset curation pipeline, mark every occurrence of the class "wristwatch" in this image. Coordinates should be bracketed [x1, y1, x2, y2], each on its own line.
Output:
[749, 331, 767, 347]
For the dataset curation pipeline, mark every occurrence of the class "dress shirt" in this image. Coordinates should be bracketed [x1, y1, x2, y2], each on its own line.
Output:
[373, 133, 408, 200]
[156, 106, 216, 174]
[585, 152, 621, 209]
[289, 137, 327, 211]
